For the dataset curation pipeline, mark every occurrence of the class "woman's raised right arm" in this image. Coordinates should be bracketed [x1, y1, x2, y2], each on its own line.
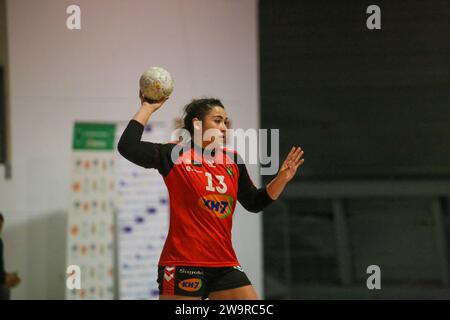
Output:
[117, 93, 173, 174]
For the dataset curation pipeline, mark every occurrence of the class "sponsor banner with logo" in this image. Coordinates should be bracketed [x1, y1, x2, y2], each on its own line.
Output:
[66, 123, 116, 300]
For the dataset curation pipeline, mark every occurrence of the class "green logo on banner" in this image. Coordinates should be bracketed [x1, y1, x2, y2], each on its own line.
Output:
[73, 123, 116, 151]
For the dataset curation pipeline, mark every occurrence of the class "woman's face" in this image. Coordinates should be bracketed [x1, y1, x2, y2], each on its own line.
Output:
[193, 106, 229, 148]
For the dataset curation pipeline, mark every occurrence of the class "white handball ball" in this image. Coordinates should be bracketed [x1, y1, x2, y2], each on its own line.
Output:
[139, 67, 174, 102]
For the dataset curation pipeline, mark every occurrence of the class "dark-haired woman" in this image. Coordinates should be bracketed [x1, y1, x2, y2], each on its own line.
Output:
[118, 92, 304, 300]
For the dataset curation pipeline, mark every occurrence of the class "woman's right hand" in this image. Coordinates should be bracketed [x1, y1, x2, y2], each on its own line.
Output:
[139, 90, 169, 112]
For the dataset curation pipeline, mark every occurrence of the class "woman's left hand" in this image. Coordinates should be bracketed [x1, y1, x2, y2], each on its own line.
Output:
[277, 146, 305, 182]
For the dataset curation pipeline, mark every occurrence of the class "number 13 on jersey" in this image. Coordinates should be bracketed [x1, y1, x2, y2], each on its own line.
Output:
[205, 172, 228, 194]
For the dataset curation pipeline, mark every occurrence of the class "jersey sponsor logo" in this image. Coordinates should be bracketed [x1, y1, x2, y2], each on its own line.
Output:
[178, 278, 202, 292]
[178, 268, 204, 276]
[198, 194, 234, 219]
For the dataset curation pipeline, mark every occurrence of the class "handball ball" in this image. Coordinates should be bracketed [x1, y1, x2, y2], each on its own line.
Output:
[139, 67, 174, 102]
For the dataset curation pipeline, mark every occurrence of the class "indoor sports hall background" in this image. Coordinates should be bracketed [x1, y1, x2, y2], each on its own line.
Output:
[0, 0, 449, 299]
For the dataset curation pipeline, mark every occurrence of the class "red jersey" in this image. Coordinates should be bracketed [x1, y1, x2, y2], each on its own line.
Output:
[118, 120, 274, 267]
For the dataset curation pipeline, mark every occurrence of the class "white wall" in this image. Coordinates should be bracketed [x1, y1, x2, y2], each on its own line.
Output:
[1, 0, 263, 299]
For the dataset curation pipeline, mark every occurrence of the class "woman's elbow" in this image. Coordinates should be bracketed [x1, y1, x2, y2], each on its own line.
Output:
[117, 140, 133, 158]
[117, 141, 127, 157]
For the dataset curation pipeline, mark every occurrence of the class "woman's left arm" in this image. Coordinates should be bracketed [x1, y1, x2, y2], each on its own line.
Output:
[266, 147, 305, 200]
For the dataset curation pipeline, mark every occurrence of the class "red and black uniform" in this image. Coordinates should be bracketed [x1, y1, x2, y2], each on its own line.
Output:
[118, 120, 274, 297]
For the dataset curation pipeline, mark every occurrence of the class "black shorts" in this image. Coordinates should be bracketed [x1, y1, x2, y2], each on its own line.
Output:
[157, 265, 252, 298]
